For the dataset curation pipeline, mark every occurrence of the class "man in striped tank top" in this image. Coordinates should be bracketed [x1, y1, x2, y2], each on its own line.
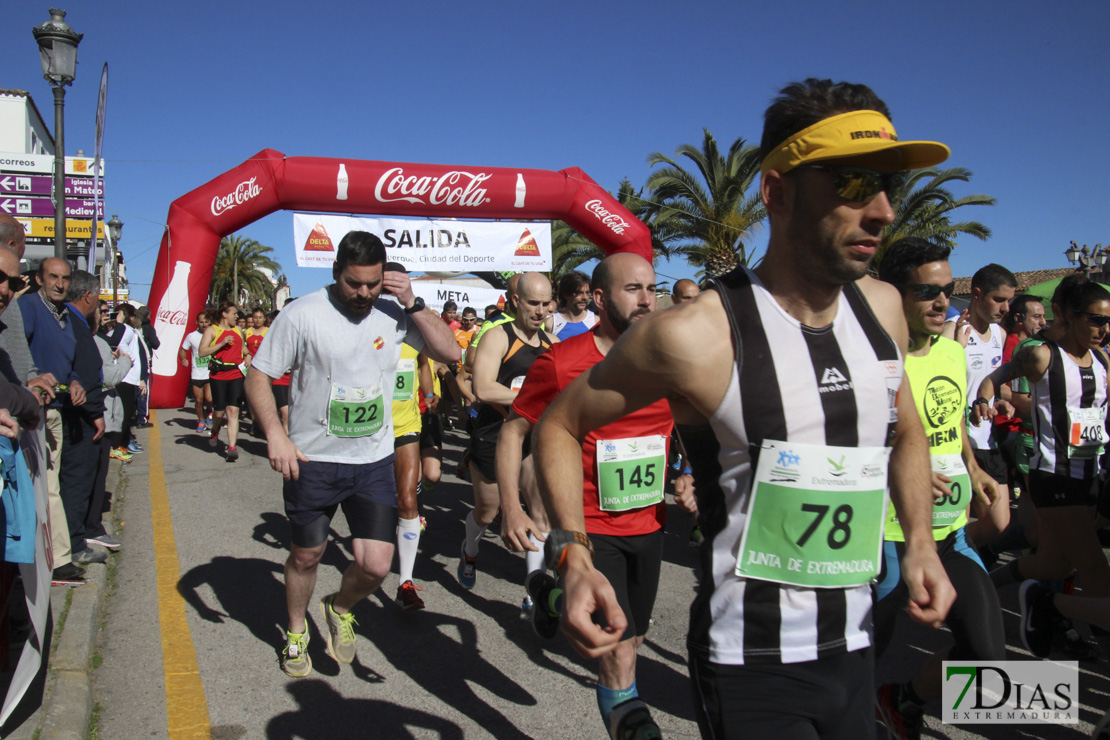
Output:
[534, 79, 956, 739]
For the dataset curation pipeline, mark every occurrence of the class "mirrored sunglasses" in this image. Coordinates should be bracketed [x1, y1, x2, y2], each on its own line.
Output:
[800, 164, 908, 203]
[898, 281, 955, 301]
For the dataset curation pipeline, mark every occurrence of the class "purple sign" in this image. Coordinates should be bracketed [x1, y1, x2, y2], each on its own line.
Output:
[0, 196, 104, 219]
[0, 173, 105, 198]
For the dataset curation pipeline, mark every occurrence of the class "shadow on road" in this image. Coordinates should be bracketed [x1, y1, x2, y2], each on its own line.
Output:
[265, 679, 465, 739]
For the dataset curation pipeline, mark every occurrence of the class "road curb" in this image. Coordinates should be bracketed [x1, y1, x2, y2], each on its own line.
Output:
[39, 560, 107, 739]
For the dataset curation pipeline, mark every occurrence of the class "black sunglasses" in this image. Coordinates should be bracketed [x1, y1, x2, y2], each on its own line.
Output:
[799, 164, 907, 203]
[1079, 311, 1110, 328]
[0, 270, 27, 293]
[898, 281, 955, 301]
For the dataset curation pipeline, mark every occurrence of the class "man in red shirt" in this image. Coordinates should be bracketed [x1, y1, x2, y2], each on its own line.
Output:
[499, 253, 692, 739]
[440, 300, 461, 331]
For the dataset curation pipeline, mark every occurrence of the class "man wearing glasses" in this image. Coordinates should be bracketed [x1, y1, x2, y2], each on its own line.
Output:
[533, 78, 955, 737]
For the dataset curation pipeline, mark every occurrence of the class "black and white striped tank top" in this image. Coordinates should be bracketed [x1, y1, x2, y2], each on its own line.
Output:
[1030, 341, 1108, 480]
[686, 268, 901, 666]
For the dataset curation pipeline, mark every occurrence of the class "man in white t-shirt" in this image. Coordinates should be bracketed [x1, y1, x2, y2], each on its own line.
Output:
[246, 231, 460, 677]
[179, 310, 212, 433]
[943, 263, 1017, 497]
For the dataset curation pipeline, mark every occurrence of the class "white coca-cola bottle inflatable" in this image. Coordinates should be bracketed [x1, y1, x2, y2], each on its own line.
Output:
[151, 261, 191, 377]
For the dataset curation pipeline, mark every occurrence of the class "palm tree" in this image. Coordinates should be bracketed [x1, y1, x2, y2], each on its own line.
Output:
[209, 234, 281, 307]
[646, 130, 767, 277]
[879, 167, 995, 264]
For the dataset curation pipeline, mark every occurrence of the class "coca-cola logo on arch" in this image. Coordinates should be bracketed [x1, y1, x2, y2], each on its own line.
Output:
[374, 168, 491, 208]
[584, 199, 630, 235]
[157, 308, 187, 326]
[211, 177, 262, 216]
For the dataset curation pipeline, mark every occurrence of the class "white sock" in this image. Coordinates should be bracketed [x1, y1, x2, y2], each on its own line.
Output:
[397, 516, 422, 584]
[525, 531, 547, 577]
[464, 511, 485, 558]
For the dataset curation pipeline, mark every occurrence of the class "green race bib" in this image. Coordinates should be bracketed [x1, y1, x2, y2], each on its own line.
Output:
[596, 435, 667, 512]
[394, 359, 416, 402]
[327, 382, 385, 438]
[737, 440, 889, 588]
[194, 354, 211, 369]
[930, 453, 970, 527]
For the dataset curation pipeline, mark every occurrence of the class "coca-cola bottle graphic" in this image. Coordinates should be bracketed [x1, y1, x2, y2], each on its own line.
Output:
[337, 164, 349, 200]
[152, 261, 191, 377]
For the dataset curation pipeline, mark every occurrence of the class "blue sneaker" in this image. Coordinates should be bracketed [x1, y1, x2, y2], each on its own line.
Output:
[457, 540, 477, 589]
[519, 595, 533, 621]
[127, 441, 144, 454]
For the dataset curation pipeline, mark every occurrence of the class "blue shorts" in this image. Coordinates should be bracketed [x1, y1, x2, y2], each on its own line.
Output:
[283, 457, 397, 548]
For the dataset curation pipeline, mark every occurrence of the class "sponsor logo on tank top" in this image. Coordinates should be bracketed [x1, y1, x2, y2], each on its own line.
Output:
[819, 366, 853, 393]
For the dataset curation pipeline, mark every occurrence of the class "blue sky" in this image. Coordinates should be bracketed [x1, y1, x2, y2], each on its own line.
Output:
[3, 1, 1107, 302]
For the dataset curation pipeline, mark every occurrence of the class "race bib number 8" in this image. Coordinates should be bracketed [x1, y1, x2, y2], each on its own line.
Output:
[737, 440, 889, 588]
[395, 359, 416, 402]
[596, 435, 667, 512]
[328, 382, 385, 437]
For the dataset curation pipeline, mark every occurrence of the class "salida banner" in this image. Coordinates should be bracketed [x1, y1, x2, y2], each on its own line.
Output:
[293, 214, 551, 270]
[410, 282, 507, 315]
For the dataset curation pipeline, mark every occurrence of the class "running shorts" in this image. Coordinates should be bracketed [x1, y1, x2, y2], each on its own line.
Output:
[272, 384, 289, 409]
[210, 376, 244, 411]
[394, 432, 420, 449]
[972, 449, 1009, 487]
[590, 529, 664, 640]
[190, 378, 210, 390]
[420, 412, 443, 449]
[283, 458, 397, 548]
[689, 648, 874, 740]
[1029, 469, 1098, 509]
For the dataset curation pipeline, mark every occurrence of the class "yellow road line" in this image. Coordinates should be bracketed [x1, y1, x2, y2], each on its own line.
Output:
[148, 410, 212, 738]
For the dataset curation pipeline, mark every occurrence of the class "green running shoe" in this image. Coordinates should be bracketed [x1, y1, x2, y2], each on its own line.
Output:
[320, 594, 358, 664]
[282, 630, 312, 677]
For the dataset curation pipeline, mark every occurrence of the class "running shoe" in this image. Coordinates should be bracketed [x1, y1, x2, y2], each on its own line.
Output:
[127, 440, 144, 453]
[319, 594, 358, 664]
[282, 630, 312, 677]
[396, 580, 425, 611]
[209, 429, 219, 448]
[87, 534, 121, 550]
[51, 563, 86, 587]
[525, 571, 562, 640]
[519, 594, 534, 621]
[875, 683, 923, 740]
[419, 516, 427, 533]
[73, 547, 107, 565]
[226, 446, 239, 463]
[196, 421, 206, 432]
[457, 540, 477, 589]
[1019, 580, 1056, 659]
[109, 447, 133, 462]
[610, 700, 663, 740]
[205, 413, 213, 430]
[689, 525, 704, 548]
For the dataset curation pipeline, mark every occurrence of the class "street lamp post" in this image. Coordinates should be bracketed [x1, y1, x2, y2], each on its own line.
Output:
[107, 214, 122, 305]
[1065, 241, 1108, 278]
[32, 8, 82, 262]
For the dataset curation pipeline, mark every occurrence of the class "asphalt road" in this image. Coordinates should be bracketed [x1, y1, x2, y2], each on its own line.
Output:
[91, 408, 1108, 739]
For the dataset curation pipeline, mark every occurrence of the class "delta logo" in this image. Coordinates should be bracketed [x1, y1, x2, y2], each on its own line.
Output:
[373, 337, 385, 350]
[304, 222, 334, 252]
[513, 228, 541, 257]
[849, 128, 897, 141]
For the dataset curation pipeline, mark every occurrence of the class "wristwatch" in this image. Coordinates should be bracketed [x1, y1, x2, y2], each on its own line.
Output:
[403, 297, 425, 314]
[544, 529, 595, 573]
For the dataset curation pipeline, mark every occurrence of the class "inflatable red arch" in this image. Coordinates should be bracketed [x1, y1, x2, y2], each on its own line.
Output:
[146, 148, 652, 408]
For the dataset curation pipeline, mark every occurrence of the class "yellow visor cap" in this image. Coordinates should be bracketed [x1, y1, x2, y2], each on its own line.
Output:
[760, 110, 950, 175]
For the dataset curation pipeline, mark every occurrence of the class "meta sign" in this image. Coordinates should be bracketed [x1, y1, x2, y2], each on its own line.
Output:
[0, 152, 106, 245]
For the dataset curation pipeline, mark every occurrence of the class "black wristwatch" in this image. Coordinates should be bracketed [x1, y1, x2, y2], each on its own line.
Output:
[403, 296, 425, 314]
[973, 397, 990, 406]
[545, 529, 595, 573]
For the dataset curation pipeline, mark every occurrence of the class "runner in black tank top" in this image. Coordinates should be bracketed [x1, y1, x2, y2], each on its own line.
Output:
[458, 273, 556, 611]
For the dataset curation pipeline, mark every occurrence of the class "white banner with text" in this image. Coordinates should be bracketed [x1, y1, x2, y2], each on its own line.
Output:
[411, 282, 508, 316]
[293, 214, 551, 270]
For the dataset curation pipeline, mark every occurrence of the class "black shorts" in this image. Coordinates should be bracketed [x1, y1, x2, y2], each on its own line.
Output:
[190, 378, 209, 390]
[590, 529, 664, 640]
[394, 432, 420, 449]
[210, 376, 244, 411]
[972, 448, 1009, 487]
[468, 428, 500, 481]
[272, 384, 289, 409]
[283, 458, 397, 548]
[420, 412, 443, 449]
[1029, 469, 1099, 509]
[690, 648, 874, 740]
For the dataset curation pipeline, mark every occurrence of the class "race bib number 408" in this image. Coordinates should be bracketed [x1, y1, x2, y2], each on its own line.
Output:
[737, 440, 890, 588]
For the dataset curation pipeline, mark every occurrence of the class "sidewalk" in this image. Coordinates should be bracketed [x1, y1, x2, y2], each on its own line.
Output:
[0, 443, 136, 740]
